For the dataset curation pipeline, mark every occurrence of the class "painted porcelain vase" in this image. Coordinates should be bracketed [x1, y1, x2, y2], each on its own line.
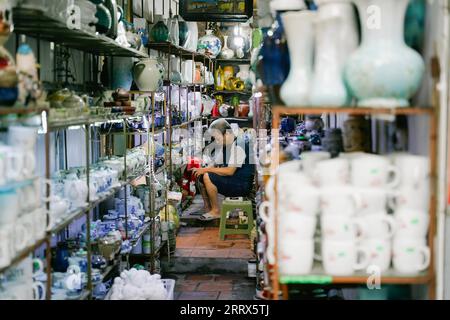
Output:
[280, 11, 316, 106]
[197, 30, 222, 58]
[344, 0, 425, 107]
[219, 35, 234, 60]
[311, 1, 357, 106]
[133, 58, 164, 92]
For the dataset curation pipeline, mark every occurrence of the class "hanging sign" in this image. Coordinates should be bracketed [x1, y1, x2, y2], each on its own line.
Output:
[179, 0, 253, 22]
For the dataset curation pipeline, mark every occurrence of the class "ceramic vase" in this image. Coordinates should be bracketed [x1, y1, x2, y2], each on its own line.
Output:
[168, 16, 179, 46]
[112, 57, 134, 90]
[219, 35, 234, 60]
[150, 20, 169, 42]
[344, 0, 425, 107]
[280, 11, 315, 106]
[178, 16, 189, 47]
[184, 22, 198, 51]
[310, 12, 347, 106]
[133, 58, 164, 92]
[405, 0, 426, 52]
[94, 3, 112, 34]
[197, 30, 222, 58]
[104, 0, 118, 39]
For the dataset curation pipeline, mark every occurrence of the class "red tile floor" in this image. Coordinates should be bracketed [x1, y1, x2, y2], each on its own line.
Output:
[171, 227, 256, 300]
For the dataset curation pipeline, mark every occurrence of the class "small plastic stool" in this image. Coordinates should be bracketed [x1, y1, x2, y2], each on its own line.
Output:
[219, 197, 254, 240]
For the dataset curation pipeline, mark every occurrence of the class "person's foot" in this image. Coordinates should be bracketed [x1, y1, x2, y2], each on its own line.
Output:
[198, 211, 220, 221]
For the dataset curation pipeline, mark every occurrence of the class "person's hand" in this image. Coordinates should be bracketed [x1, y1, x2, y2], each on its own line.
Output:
[192, 167, 208, 178]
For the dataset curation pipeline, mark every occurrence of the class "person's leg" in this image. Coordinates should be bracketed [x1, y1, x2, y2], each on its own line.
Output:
[202, 173, 220, 217]
[197, 180, 211, 212]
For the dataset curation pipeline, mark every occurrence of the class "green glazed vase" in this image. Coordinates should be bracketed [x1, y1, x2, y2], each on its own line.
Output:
[150, 20, 169, 43]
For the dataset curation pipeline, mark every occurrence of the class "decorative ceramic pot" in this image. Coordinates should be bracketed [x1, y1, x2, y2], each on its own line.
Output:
[280, 11, 315, 106]
[150, 20, 169, 42]
[104, 0, 118, 39]
[197, 30, 222, 58]
[112, 57, 134, 90]
[184, 22, 198, 51]
[405, 0, 426, 52]
[237, 64, 250, 83]
[94, 3, 112, 34]
[168, 16, 179, 46]
[344, 0, 425, 107]
[178, 16, 189, 47]
[228, 23, 251, 58]
[219, 35, 234, 60]
[133, 58, 164, 92]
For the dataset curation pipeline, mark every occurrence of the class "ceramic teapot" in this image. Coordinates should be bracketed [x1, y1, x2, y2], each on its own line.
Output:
[133, 58, 164, 92]
[48, 195, 70, 229]
[64, 174, 88, 209]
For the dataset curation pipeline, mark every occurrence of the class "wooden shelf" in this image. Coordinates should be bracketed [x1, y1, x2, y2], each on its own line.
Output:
[0, 106, 48, 116]
[147, 41, 214, 62]
[272, 106, 435, 116]
[216, 58, 251, 65]
[13, 7, 147, 58]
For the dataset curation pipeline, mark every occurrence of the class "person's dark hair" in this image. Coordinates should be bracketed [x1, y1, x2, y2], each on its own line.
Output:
[209, 118, 232, 136]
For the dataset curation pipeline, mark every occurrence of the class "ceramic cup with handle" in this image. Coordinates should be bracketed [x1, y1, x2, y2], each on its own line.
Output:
[320, 186, 362, 216]
[392, 237, 430, 275]
[0, 224, 14, 269]
[350, 154, 399, 188]
[357, 212, 396, 239]
[314, 158, 350, 186]
[259, 201, 275, 264]
[280, 185, 320, 215]
[0, 189, 21, 224]
[320, 214, 365, 241]
[32, 207, 48, 241]
[356, 188, 390, 216]
[278, 214, 317, 244]
[390, 153, 429, 188]
[0, 145, 24, 182]
[8, 125, 39, 151]
[321, 240, 370, 276]
[299, 151, 331, 176]
[361, 238, 392, 272]
[279, 240, 315, 276]
[388, 184, 429, 212]
[394, 209, 429, 238]
[14, 217, 29, 252]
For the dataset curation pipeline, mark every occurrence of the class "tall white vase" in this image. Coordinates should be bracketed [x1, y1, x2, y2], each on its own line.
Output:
[280, 11, 316, 107]
[344, 0, 425, 107]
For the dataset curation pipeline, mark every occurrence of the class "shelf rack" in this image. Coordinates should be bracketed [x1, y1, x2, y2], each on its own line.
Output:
[269, 105, 438, 300]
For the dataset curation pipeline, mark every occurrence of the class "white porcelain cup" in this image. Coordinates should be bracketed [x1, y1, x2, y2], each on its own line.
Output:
[320, 186, 362, 216]
[18, 213, 35, 247]
[32, 281, 46, 300]
[259, 201, 275, 264]
[278, 214, 317, 243]
[14, 217, 29, 252]
[351, 154, 399, 188]
[8, 126, 38, 150]
[392, 237, 430, 274]
[314, 158, 350, 186]
[2, 281, 33, 300]
[32, 207, 48, 241]
[390, 153, 429, 188]
[0, 224, 13, 269]
[280, 185, 320, 215]
[0, 189, 21, 224]
[388, 185, 429, 212]
[361, 238, 392, 272]
[0, 145, 24, 182]
[394, 209, 429, 238]
[321, 240, 370, 276]
[16, 148, 36, 179]
[357, 213, 396, 239]
[300, 151, 331, 175]
[356, 188, 389, 216]
[279, 240, 315, 276]
[320, 214, 364, 241]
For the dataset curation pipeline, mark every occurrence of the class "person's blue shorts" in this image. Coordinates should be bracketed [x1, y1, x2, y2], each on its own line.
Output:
[208, 173, 252, 197]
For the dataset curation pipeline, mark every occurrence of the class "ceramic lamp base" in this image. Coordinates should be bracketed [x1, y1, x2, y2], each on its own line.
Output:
[357, 98, 410, 108]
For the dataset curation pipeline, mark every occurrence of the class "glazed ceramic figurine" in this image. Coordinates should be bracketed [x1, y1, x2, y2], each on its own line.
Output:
[345, 0, 425, 107]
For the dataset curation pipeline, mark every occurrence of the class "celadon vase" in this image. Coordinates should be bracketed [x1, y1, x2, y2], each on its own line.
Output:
[344, 0, 425, 107]
[280, 11, 316, 107]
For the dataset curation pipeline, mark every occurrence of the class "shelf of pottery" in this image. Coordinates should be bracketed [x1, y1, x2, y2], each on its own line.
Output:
[254, 0, 439, 300]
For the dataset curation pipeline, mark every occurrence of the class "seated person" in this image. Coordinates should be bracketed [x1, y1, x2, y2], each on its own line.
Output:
[192, 119, 255, 221]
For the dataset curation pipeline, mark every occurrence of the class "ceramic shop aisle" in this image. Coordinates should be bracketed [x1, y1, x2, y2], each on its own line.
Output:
[162, 196, 256, 300]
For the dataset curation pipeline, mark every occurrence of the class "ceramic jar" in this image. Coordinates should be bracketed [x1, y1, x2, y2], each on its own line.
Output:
[345, 0, 425, 107]
[219, 35, 234, 60]
[150, 20, 169, 42]
[280, 11, 316, 106]
[112, 57, 134, 90]
[184, 22, 198, 51]
[311, 0, 358, 106]
[94, 3, 112, 34]
[168, 16, 179, 46]
[405, 0, 426, 52]
[133, 58, 164, 92]
[178, 16, 189, 47]
[197, 30, 222, 58]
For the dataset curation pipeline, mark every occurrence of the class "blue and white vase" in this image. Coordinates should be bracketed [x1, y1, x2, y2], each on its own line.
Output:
[344, 0, 425, 107]
[197, 30, 222, 58]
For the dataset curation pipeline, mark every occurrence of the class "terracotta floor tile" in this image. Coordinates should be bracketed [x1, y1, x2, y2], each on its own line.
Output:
[197, 282, 233, 292]
[214, 274, 243, 282]
[176, 238, 198, 248]
[178, 291, 219, 300]
[228, 249, 254, 259]
[230, 241, 251, 249]
[174, 249, 193, 257]
[191, 249, 231, 258]
[185, 274, 215, 281]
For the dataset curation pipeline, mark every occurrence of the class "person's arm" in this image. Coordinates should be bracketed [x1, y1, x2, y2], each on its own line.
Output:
[206, 166, 237, 176]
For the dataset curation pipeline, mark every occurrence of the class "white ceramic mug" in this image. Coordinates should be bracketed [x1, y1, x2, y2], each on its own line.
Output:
[394, 209, 429, 238]
[8, 125, 38, 150]
[320, 186, 362, 216]
[388, 185, 429, 212]
[357, 213, 396, 239]
[278, 214, 317, 243]
[259, 201, 275, 264]
[0, 225, 13, 269]
[321, 240, 370, 276]
[0, 189, 20, 224]
[18, 213, 35, 247]
[320, 214, 364, 241]
[32, 207, 48, 241]
[300, 151, 331, 175]
[390, 153, 429, 188]
[361, 238, 392, 272]
[392, 237, 430, 274]
[280, 185, 320, 215]
[32, 281, 46, 300]
[351, 154, 399, 188]
[356, 188, 389, 216]
[314, 158, 350, 186]
[14, 217, 29, 252]
[0, 145, 23, 182]
[279, 240, 315, 276]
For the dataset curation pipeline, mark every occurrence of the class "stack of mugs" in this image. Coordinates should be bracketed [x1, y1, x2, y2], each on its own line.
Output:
[264, 151, 431, 277]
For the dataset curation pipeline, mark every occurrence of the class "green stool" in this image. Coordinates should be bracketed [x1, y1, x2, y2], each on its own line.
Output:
[219, 197, 254, 240]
